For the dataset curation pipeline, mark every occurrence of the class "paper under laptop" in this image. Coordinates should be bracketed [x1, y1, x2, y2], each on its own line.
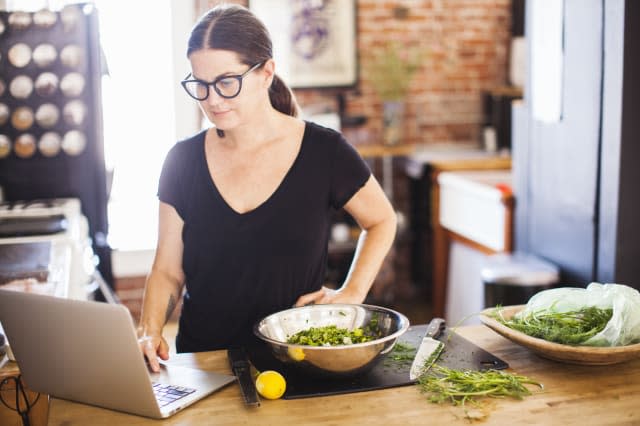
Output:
[0, 289, 235, 419]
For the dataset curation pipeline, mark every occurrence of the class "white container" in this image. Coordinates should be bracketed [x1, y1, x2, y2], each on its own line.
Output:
[438, 170, 513, 252]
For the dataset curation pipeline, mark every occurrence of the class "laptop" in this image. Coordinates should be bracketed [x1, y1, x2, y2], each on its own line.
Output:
[0, 289, 236, 418]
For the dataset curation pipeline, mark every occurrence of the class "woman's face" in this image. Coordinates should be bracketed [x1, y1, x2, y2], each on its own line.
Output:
[188, 49, 271, 132]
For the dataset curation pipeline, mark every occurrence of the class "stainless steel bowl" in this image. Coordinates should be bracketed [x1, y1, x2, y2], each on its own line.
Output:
[254, 304, 410, 378]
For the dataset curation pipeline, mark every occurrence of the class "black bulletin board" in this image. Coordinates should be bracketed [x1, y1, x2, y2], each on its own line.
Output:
[0, 3, 112, 286]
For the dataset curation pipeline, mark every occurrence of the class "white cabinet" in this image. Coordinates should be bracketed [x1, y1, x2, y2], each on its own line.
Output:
[436, 170, 514, 325]
[438, 170, 513, 252]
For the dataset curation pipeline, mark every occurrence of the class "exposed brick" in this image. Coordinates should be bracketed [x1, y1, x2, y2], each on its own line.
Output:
[196, 0, 511, 147]
[114, 276, 146, 291]
[116, 287, 145, 302]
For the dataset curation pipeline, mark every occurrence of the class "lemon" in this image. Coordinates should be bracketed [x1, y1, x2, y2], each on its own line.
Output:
[287, 346, 305, 361]
[255, 370, 286, 400]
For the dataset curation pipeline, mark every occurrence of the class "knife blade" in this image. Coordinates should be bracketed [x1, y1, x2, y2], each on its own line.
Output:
[409, 317, 446, 380]
[227, 347, 260, 407]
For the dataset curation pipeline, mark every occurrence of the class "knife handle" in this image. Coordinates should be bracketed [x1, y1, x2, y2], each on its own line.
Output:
[426, 318, 446, 339]
[227, 347, 250, 370]
[227, 347, 261, 407]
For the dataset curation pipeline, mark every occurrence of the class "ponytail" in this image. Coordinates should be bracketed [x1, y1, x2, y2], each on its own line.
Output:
[269, 74, 299, 117]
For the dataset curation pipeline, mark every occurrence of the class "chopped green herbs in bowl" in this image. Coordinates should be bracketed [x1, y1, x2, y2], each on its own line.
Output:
[286, 324, 374, 346]
[254, 304, 410, 378]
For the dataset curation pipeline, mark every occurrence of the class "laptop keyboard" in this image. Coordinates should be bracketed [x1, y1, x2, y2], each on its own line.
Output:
[152, 382, 197, 407]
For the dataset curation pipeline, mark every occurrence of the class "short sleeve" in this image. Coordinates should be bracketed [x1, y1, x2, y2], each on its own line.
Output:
[157, 143, 186, 218]
[330, 135, 371, 209]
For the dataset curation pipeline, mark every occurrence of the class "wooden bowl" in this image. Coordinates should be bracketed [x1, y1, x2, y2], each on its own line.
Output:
[479, 305, 640, 365]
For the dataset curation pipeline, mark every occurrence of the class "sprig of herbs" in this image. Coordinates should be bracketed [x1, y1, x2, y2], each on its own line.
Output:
[493, 306, 613, 345]
[410, 325, 542, 420]
[418, 365, 543, 410]
[364, 313, 383, 339]
[364, 41, 425, 101]
[387, 342, 416, 363]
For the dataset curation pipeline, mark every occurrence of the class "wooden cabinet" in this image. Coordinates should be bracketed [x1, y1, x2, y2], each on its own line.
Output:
[406, 152, 511, 318]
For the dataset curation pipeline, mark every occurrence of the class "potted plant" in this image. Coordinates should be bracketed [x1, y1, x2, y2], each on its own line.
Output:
[365, 41, 424, 145]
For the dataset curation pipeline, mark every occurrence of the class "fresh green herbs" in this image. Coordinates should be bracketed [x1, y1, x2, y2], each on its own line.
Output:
[382, 342, 416, 372]
[410, 326, 542, 420]
[418, 365, 543, 413]
[288, 313, 384, 346]
[387, 342, 416, 363]
[363, 313, 383, 338]
[494, 306, 613, 345]
[287, 325, 374, 346]
[423, 342, 445, 369]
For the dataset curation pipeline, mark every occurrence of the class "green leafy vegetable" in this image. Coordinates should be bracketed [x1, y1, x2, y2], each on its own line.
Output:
[494, 306, 613, 345]
[386, 342, 416, 363]
[418, 365, 543, 414]
[287, 325, 374, 346]
[364, 313, 382, 338]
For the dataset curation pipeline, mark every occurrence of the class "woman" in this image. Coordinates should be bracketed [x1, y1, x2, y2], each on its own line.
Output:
[139, 4, 397, 372]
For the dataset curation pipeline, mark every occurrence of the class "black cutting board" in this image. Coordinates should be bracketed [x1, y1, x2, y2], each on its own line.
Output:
[247, 324, 508, 399]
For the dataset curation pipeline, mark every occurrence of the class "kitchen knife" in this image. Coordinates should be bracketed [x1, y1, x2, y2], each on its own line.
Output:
[0, 332, 7, 369]
[227, 347, 260, 407]
[409, 317, 446, 380]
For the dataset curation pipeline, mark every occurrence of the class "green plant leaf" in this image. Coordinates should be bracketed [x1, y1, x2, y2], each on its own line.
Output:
[364, 41, 426, 101]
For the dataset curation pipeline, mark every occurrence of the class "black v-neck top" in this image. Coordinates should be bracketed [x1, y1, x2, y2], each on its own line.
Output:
[157, 121, 371, 352]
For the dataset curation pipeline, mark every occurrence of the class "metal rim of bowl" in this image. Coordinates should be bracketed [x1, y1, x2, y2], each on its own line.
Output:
[253, 303, 410, 350]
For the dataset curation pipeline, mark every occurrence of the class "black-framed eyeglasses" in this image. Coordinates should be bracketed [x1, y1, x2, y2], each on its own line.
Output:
[181, 61, 264, 101]
[0, 374, 41, 426]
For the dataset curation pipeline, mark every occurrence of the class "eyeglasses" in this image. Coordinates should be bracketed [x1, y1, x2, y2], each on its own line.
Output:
[181, 61, 264, 101]
[0, 374, 41, 426]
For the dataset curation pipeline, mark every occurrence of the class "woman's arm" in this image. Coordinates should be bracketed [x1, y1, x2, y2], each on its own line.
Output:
[295, 174, 397, 305]
[138, 201, 186, 372]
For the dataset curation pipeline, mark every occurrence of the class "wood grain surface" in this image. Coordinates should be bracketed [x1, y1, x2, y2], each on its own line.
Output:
[43, 325, 640, 425]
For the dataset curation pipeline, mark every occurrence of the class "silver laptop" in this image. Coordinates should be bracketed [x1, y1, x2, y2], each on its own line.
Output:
[0, 289, 235, 419]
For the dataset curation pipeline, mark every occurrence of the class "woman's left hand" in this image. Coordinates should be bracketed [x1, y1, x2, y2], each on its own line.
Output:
[294, 286, 365, 307]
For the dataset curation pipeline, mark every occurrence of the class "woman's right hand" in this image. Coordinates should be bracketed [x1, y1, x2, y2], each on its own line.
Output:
[138, 332, 170, 373]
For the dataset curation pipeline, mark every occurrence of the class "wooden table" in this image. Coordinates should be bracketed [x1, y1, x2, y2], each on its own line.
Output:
[354, 143, 417, 159]
[45, 325, 640, 425]
[0, 361, 50, 426]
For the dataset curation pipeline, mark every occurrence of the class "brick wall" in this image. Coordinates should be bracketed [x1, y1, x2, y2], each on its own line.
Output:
[201, 0, 512, 146]
[114, 276, 145, 322]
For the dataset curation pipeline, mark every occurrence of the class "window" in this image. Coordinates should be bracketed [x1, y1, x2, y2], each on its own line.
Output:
[96, 1, 197, 252]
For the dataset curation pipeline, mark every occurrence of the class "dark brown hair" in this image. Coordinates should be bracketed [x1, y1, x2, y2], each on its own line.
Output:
[188, 4, 299, 124]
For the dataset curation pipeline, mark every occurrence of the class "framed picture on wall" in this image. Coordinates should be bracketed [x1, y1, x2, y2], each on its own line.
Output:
[249, 0, 358, 89]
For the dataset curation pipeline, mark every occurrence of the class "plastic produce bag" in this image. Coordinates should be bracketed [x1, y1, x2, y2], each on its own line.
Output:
[516, 283, 640, 346]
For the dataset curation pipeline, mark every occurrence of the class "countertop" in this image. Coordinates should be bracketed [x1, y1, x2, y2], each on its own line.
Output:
[45, 325, 639, 426]
[405, 144, 512, 179]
